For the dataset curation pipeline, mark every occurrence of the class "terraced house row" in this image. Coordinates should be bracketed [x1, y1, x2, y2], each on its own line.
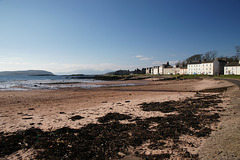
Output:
[146, 59, 240, 75]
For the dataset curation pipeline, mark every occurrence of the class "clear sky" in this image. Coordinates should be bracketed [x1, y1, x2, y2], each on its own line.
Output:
[0, 0, 240, 74]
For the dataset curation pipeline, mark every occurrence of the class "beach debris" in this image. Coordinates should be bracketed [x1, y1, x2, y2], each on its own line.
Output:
[140, 101, 177, 113]
[0, 94, 224, 159]
[22, 117, 33, 120]
[98, 112, 132, 123]
[28, 108, 35, 110]
[199, 87, 229, 93]
[59, 112, 66, 114]
[69, 115, 84, 121]
[139, 94, 223, 113]
[101, 101, 108, 103]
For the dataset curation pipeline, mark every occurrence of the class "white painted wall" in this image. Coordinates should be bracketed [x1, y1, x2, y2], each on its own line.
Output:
[153, 66, 159, 75]
[159, 66, 164, 75]
[163, 67, 180, 75]
[224, 66, 240, 75]
[146, 67, 152, 74]
[187, 60, 220, 75]
[180, 68, 188, 75]
[187, 64, 201, 74]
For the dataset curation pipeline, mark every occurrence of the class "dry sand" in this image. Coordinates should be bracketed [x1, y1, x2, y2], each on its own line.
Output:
[0, 78, 231, 133]
[199, 81, 240, 159]
[0, 78, 237, 159]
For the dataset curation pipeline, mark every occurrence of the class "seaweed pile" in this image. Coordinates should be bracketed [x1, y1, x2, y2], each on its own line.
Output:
[98, 112, 132, 123]
[0, 94, 224, 159]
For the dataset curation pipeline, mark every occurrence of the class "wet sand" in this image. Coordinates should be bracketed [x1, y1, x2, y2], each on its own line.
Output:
[0, 78, 237, 159]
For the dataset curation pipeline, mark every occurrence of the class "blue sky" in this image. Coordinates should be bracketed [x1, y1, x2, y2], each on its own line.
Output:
[0, 0, 240, 74]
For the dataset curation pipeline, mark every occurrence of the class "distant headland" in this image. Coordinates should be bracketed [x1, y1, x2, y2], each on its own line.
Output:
[0, 70, 54, 76]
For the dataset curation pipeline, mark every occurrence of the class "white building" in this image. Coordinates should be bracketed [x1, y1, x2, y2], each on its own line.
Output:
[163, 66, 180, 75]
[187, 62, 202, 75]
[187, 59, 224, 75]
[180, 67, 188, 75]
[146, 67, 152, 74]
[153, 66, 159, 75]
[158, 65, 165, 75]
[224, 61, 240, 75]
[147, 62, 170, 75]
[201, 60, 219, 75]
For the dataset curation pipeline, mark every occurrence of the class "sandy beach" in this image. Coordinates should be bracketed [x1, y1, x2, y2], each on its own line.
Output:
[0, 78, 239, 159]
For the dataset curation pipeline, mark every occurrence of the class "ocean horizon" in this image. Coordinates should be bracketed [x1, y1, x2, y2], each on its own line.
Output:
[0, 75, 138, 91]
[0, 75, 100, 91]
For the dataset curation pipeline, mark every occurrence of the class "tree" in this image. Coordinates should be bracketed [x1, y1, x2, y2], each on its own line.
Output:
[202, 50, 217, 61]
[175, 61, 182, 67]
[113, 70, 130, 75]
[132, 68, 141, 74]
[185, 51, 218, 64]
[175, 61, 187, 67]
[235, 46, 240, 60]
[186, 54, 202, 63]
[216, 56, 238, 62]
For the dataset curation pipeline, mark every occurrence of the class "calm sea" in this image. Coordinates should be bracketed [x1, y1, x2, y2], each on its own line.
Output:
[0, 75, 139, 91]
[0, 75, 99, 91]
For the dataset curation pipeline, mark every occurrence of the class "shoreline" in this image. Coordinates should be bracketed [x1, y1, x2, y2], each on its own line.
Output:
[0, 78, 238, 159]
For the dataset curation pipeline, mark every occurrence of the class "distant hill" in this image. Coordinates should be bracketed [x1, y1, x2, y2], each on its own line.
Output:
[0, 70, 54, 76]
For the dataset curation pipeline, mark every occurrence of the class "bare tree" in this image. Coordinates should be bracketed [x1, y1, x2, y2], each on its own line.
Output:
[175, 61, 187, 67]
[175, 61, 182, 67]
[218, 55, 238, 62]
[186, 54, 202, 63]
[235, 46, 240, 60]
[182, 61, 187, 67]
[202, 50, 217, 61]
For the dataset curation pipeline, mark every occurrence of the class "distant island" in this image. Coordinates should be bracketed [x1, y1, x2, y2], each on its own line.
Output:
[0, 70, 55, 76]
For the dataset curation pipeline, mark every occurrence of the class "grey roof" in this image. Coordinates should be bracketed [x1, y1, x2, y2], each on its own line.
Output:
[225, 62, 240, 66]
[180, 67, 187, 69]
[202, 60, 215, 63]
[165, 66, 173, 68]
[218, 59, 227, 63]
[188, 61, 201, 64]
[188, 59, 225, 64]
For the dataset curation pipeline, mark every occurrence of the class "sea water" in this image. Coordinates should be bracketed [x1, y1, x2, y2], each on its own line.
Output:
[0, 75, 100, 91]
[0, 75, 140, 91]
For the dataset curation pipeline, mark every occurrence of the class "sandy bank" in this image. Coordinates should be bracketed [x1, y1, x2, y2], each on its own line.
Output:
[0, 78, 236, 159]
[0, 79, 232, 133]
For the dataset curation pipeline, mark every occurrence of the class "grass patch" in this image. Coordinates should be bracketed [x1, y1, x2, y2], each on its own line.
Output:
[171, 75, 211, 79]
[99, 74, 240, 81]
[172, 74, 240, 80]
